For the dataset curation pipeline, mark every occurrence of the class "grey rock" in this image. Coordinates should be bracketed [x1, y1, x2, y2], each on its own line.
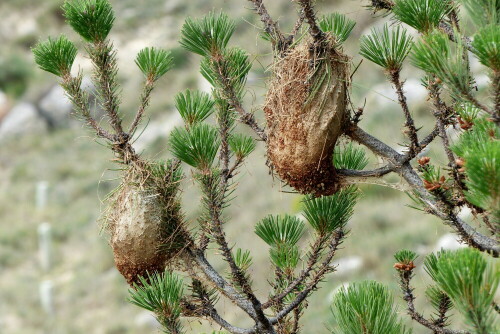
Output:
[38, 85, 73, 127]
[0, 102, 47, 140]
[37, 78, 104, 128]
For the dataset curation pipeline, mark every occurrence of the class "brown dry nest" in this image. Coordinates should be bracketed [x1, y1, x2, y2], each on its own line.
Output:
[264, 40, 350, 196]
[104, 160, 189, 286]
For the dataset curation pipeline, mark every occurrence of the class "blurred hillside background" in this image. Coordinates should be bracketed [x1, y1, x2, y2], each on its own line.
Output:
[0, 0, 491, 333]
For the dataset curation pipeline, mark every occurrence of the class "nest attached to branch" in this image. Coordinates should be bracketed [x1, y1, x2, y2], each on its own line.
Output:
[264, 40, 350, 196]
[104, 161, 188, 285]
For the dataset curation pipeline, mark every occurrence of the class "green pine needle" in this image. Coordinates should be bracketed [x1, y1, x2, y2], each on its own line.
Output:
[411, 30, 471, 97]
[392, 0, 452, 33]
[359, 24, 413, 72]
[302, 186, 359, 234]
[394, 249, 418, 264]
[451, 117, 499, 219]
[200, 47, 251, 97]
[319, 13, 356, 46]
[62, 0, 115, 43]
[330, 281, 411, 334]
[457, 102, 480, 123]
[174, 90, 215, 126]
[32, 36, 78, 77]
[169, 123, 220, 171]
[425, 285, 453, 319]
[458, 0, 499, 26]
[270, 243, 300, 270]
[472, 24, 500, 71]
[333, 143, 369, 170]
[424, 249, 499, 333]
[255, 214, 305, 246]
[180, 12, 235, 56]
[128, 271, 184, 333]
[135, 47, 174, 81]
[233, 248, 253, 272]
[228, 134, 256, 159]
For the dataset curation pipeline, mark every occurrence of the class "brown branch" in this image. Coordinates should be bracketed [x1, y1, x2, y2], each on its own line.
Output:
[337, 166, 394, 177]
[61, 74, 114, 141]
[263, 236, 326, 309]
[270, 230, 345, 323]
[296, 0, 325, 43]
[399, 164, 500, 257]
[187, 248, 259, 321]
[129, 78, 154, 135]
[346, 124, 499, 256]
[397, 269, 470, 334]
[212, 58, 267, 142]
[198, 173, 275, 333]
[248, 0, 287, 50]
[390, 70, 420, 156]
[88, 40, 125, 135]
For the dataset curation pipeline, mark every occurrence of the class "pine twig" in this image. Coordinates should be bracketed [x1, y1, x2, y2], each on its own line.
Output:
[347, 125, 500, 256]
[397, 268, 470, 334]
[263, 235, 326, 309]
[129, 78, 154, 135]
[248, 0, 286, 51]
[390, 70, 420, 156]
[269, 230, 345, 324]
[296, 0, 325, 43]
[61, 74, 114, 141]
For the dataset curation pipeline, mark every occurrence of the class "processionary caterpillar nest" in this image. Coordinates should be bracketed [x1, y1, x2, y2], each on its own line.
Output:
[105, 161, 187, 285]
[264, 40, 350, 196]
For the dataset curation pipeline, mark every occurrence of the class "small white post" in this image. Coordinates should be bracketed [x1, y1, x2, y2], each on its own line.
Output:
[36, 181, 49, 211]
[38, 222, 52, 272]
[39, 280, 55, 317]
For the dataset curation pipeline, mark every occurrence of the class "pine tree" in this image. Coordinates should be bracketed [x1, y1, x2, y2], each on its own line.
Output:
[33, 0, 498, 333]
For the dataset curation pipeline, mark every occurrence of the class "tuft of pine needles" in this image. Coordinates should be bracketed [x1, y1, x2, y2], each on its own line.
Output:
[180, 12, 235, 56]
[424, 249, 499, 333]
[228, 134, 256, 159]
[392, 0, 452, 33]
[62, 0, 115, 43]
[359, 24, 413, 72]
[174, 90, 215, 126]
[135, 47, 174, 82]
[255, 214, 305, 246]
[128, 271, 185, 334]
[472, 25, 500, 72]
[302, 186, 359, 234]
[32, 36, 78, 77]
[319, 13, 356, 47]
[330, 281, 412, 334]
[333, 143, 369, 170]
[169, 123, 220, 171]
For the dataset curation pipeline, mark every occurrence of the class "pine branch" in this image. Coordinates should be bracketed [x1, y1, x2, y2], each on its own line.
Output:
[129, 79, 154, 135]
[390, 71, 420, 156]
[60, 74, 114, 141]
[395, 264, 470, 334]
[269, 230, 345, 324]
[87, 40, 124, 135]
[197, 173, 275, 333]
[210, 56, 267, 142]
[247, 0, 287, 51]
[427, 80, 465, 197]
[187, 248, 260, 322]
[296, 0, 325, 43]
[347, 125, 500, 256]
[262, 236, 325, 309]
